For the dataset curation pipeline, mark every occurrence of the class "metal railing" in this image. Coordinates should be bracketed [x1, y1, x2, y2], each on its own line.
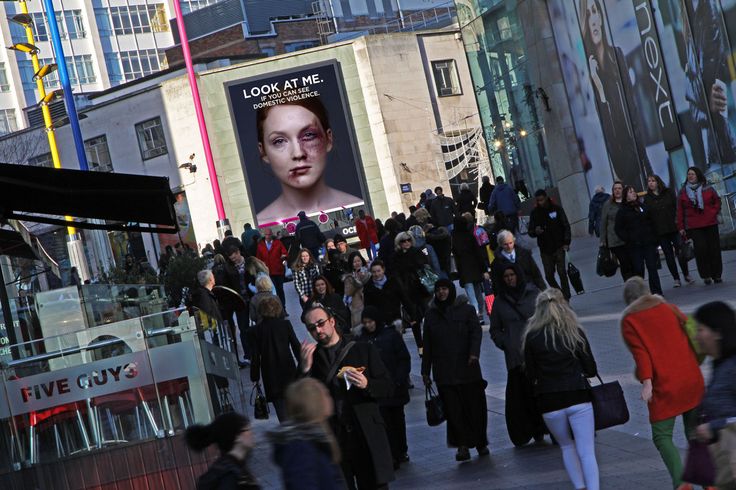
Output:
[364, 3, 457, 35]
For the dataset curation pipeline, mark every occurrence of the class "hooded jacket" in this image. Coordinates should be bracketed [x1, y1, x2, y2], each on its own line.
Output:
[488, 182, 520, 216]
[421, 281, 484, 385]
[490, 262, 540, 370]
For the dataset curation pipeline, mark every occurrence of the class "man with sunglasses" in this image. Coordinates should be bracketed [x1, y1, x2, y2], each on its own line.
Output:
[300, 304, 395, 489]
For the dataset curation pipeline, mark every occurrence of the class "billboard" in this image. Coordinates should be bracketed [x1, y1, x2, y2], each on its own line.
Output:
[226, 60, 366, 228]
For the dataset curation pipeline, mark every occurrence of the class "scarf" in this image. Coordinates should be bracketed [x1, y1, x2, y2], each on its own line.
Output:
[686, 182, 704, 210]
[372, 275, 388, 289]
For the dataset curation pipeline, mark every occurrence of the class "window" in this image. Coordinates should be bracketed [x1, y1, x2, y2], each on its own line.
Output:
[135, 117, 167, 160]
[28, 153, 53, 168]
[104, 53, 124, 84]
[284, 40, 320, 53]
[19, 55, 95, 90]
[85, 135, 113, 172]
[95, 8, 112, 36]
[180, 0, 222, 14]
[0, 63, 10, 92]
[120, 49, 165, 80]
[13, 11, 86, 42]
[260, 46, 276, 57]
[108, 4, 168, 35]
[71, 55, 96, 84]
[0, 109, 18, 135]
[63, 10, 86, 39]
[432, 60, 462, 97]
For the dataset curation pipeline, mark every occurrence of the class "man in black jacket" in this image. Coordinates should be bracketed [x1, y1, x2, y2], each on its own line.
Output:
[528, 190, 572, 300]
[295, 211, 326, 259]
[363, 260, 417, 330]
[491, 230, 546, 293]
[429, 186, 456, 231]
[300, 305, 395, 489]
[190, 269, 223, 332]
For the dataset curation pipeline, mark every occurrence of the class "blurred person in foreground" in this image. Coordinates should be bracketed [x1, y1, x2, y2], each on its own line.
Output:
[268, 378, 345, 490]
[185, 412, 259, 489]
[694, 301, 736, 489]
[523, 288, 599, 490]
[620, 277, 704, 489]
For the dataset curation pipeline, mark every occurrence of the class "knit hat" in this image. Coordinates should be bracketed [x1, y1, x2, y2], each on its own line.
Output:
[361, 305, 385, 326]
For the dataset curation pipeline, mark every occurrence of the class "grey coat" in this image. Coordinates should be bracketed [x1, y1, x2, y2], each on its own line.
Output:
[600, 199, 625, 248]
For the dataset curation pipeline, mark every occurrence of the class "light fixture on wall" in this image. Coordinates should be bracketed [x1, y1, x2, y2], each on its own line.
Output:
[179, 153, 197, 173]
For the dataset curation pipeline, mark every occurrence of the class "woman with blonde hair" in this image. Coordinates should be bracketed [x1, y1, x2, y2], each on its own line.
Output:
[523, 288, 600, 490]
[268, 378, 344, 489]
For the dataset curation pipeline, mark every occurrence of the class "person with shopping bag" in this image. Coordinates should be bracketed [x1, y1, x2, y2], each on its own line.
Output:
[694, 301, 736, 489]
[620, 277, 704, 489]
[528, 189, 572, 301]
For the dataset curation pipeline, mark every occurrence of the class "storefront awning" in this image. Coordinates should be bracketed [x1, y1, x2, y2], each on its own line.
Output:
[0, 163, 178, 233]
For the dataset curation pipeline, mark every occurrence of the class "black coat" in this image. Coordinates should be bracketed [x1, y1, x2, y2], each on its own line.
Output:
[308, 337, 395, 486]
[479, 182, 494, 208]
[455, 189, 477, 216]
[614, 203, 658, 246]
[377, 233, 397, 270]
[390, 247, 429, 301]
[249, 318, 301, 401]
[528, 202, 571, 254]
[295, 218, 326, 249]
[491, 246, 546, 293]
[196, 454, 260, 490]
[523, 329, 597, 396]
[429, 195, 456, 227]
[490, 283, 539, 370]
[362, 277, 417, 324]
[421, 297, 484, 386]
[642, 189, 678, 236]
[189, 286, 223, 324]
[358, 324, 411, 406]
[322, 263, 346, 296]
[451, 225, 489, 284]
[426, 226, 452, 275]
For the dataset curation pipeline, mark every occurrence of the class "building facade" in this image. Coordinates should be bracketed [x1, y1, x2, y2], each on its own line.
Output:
[0, 28, 481, 270]
[456, 0, 736, 233]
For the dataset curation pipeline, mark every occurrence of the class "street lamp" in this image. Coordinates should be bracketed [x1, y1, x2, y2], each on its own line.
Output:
[38, 89, 63, 106]
[33, 63, 57, 81]
[8, 13, 32, 26]
[519, 129, 528, 137]
[7, 42, 38, 54]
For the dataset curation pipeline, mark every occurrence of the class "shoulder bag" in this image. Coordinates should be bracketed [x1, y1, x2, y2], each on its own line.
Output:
[590, 375, 629, 430]
[325, 341, 357, 386]
[251, 382, 269, 420]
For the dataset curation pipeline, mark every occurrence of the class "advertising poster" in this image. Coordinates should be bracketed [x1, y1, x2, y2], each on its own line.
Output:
[157, 192, 197, 252]
[547, 0, 615, 193]
[226, 60, 366, 228]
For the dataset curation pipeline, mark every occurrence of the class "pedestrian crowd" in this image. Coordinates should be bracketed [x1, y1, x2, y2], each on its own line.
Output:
[184, 173, 735, 490]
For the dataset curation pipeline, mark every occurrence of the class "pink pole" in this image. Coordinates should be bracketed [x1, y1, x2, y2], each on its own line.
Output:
[173, 0, 226, 221]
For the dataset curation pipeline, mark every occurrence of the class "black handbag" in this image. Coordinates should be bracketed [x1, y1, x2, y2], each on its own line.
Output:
[566, 254, 585, 294]
[679, 239, 695, 262]
[595, 247, 618, 277]
[425, 385, 445, 427]
[251, 383, 269, 420]
[590, 375, 629, 430]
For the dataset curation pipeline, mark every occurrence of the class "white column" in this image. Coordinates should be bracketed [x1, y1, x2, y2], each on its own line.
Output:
[67, 232, 90, 282]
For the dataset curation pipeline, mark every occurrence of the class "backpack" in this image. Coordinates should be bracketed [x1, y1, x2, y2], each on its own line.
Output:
[473, 225, 490, 246]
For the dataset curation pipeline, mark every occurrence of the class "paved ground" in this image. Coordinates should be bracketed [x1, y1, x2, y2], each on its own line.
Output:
[240, 236, 736, 489]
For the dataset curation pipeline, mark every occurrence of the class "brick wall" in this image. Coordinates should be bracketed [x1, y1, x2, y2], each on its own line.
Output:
[165, 19, 321, 65]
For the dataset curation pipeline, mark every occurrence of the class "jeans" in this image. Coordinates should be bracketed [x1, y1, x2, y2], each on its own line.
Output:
[233, 309, 250, 361]
[659, 232, 689, 281]
[366, 241, 378, 260]
[651, 409, 698, 487]
[689, 224, 723, 280]
[540, 247, 571, 300]
[628, 244, 663, 294]
[270, 274, 286, 308]
[462, 282, 486, 317]
[542, 402, 599, 490]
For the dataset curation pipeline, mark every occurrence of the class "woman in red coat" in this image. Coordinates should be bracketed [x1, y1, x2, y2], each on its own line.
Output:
[355, 209, 379, 259]
[620, 277, 704, 489]
[676, 166, 723, 284]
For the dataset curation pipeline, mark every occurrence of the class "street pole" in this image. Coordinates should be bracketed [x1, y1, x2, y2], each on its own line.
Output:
[42, 0, 96, 281]
[172, 0, 230, 239]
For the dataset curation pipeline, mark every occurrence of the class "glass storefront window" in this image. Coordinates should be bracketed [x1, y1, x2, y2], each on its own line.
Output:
[457, 0, 554, 198]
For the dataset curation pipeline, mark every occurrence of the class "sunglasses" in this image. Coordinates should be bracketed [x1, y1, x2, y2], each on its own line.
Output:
[400, 238, 411, 243]
[306, 318, 329, 332]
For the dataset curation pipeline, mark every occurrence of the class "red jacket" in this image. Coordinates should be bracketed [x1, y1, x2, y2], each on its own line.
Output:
[676, 185, 720, 231]
[256, 238, 288, 276]
[621, 295, 704, 423]
[355, 216, 378, 249]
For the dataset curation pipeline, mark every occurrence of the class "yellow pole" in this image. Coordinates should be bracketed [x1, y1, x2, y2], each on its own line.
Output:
[19, 0, 75, 234]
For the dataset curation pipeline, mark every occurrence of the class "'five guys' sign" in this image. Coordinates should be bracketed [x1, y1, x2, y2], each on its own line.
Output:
[3, 351, 153, 416]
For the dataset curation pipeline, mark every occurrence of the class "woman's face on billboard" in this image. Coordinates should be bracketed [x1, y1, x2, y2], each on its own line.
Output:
[258, 104, 333, 191]
[587, 1, 603, 46]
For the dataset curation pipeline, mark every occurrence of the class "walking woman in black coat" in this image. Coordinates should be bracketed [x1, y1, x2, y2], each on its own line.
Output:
[490, 262, 545, 446]
[615, 185, 663, 295]
[391, 231, 430, 350]
[249, 296, 301, 421]
[358, 306, 411, 470]
[643, 174, 693, 288]
[422, 279, 488, 462]
[451, 216, 490, 323]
